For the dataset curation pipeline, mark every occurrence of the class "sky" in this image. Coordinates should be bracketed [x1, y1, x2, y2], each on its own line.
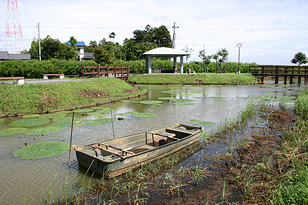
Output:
[1, 0, 308, 65]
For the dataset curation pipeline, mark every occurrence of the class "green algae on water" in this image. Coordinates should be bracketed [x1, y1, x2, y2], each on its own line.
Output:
[94, 118, 117, 123]
[139, 100, 163, 105]
[9, 118, 50, 127]
[0, 128, 28, 136]
[133, 113, 157, 118]
[13, 141, 70, 159]
[24, 126, 61, 135]
[22, 114, 41, 118]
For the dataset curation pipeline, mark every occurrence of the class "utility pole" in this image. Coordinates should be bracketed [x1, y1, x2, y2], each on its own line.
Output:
[37, 22, 41, 61]
[236, 43, 242, 73]
[172, 22, 179, 48]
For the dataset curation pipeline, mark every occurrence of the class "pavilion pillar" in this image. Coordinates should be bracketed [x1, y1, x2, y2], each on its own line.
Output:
[146, 56, 152, 74]
[180, 56, 184, 74]
[173, 57, 177, 73]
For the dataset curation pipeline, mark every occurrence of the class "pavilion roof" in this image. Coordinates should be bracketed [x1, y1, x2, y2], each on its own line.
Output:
[143, 47, 189, 57]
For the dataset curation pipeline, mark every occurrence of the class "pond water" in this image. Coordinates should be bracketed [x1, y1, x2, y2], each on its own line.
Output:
[0, 83, 304, 205]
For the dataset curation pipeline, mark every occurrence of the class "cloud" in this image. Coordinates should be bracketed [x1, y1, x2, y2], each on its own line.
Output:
[152, 15, 171, 23]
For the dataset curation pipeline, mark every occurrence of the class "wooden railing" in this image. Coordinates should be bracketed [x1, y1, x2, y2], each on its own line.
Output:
[249, 65, 308, 84]
[81, 65, 129, 80]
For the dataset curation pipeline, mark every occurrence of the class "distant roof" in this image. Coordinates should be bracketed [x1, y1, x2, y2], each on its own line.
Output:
[0, 51, 30, 60]
[8, 54, 31, 60]
[67, 41, 85, 47]
[143, 47, 189, 57]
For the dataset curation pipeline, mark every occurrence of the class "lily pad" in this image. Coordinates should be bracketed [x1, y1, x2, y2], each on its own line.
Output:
[13, 141, 70, 159]
[121, 100, 139, 104]
[171, 99, 195, 105]
[94, 118, 117, 123]
[22, 114, 41, 118]
[189, 119, 216, 126]
[52, 121, 82, 127]
[139, 100, 163, 105]
[9, 118, 50, 127]
[208, 97, 228, 101]
[24, 126, 61, 135]
[53, 117, 77, 123]
[133, 113, 157, 118]
[39, 113, 66, 119]
[74, 109, 94, 113]
[0, 128, 28, 136]
[157, 97, 177, 101]
[0, 119, 5, 124]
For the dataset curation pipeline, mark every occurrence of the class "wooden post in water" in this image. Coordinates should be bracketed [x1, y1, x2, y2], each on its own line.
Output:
[109, 92, 115, 139]
[69, 112, 74, 168]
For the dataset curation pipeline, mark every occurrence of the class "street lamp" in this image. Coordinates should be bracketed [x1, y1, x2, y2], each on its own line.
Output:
[236, 43, 242, 73]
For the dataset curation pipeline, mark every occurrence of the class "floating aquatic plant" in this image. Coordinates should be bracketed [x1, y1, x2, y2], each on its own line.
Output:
[121, 100, 139, 104]
[53, 117, 78, 123]
[157, 97, 177, 101]
[94, 118, 117, 123]
[171, 99, 195, 105]
[208, 97, 228, 101]
[139, 100, 163, 105]
[133, 113, 156, 118]
[0, 119, 5, 124]
[52, 121, 82, 127]
[9, 118, 50, 127]
[22, 114, 41, 118]
[0, 128, 28, 136]
[25, 126, 61, 135]
[189, 119, 216, 126]
[13, 141, 70, 159]
[74, 109, 94, 113]
[39, 113, 66, 119]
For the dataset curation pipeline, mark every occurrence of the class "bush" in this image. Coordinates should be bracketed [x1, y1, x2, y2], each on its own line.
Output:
[0, 59, 258, 78]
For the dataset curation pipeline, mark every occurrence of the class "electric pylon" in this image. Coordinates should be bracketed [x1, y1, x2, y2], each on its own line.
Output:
[6, 0, 25, 53]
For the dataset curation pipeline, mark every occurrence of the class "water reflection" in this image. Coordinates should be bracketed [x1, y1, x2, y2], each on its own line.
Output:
[0, 84, 304, 204]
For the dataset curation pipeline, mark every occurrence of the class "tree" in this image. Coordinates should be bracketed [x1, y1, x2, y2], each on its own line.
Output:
[291, 52, 308, 66]
[109, 32, 116, 42]
[183, 45, 194, 61]
[198, 49, 212, 74]
[214, 48, 229, 73]
[93, 46, 114, 64]
[123, 38, 158, 61]
[29, 35, 77, 60]
[132, 24, 172, 48]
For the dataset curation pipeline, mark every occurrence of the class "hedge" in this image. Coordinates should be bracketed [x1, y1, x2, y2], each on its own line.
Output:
[0, 59, 258, 78]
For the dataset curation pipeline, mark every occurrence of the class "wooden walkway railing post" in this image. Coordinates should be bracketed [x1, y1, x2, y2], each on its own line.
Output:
[249, 65, 308, 85]
[81, 65, 129, 80]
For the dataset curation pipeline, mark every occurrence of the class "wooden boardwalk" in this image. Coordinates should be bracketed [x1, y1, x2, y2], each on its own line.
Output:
[249, 65, 308, 84]
[82, 65, 129, 80]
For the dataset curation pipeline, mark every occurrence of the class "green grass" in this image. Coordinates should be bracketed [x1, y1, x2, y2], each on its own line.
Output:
[128, 73, 259, 85]
[0, 78, 146, 116]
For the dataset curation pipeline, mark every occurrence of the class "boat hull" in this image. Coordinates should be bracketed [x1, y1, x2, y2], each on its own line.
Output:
[75, 123, 203, 178]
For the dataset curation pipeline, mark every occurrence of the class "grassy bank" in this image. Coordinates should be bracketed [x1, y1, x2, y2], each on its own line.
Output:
[0, 78, 146, 117]
[128, 73, 260, 85]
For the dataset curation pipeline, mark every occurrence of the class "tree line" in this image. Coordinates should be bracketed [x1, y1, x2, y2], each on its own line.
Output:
[27, 24, 172, 64]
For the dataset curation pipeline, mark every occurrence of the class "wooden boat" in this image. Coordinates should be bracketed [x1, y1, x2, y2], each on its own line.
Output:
[74, 123, 203, 178]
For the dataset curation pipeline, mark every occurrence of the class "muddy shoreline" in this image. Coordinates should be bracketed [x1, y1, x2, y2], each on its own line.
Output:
[159, 110, 296, 204]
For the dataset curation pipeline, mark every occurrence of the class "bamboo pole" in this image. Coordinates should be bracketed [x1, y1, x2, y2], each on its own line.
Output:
[68, 112, 75, 168]
[109, 92, 115, 139]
